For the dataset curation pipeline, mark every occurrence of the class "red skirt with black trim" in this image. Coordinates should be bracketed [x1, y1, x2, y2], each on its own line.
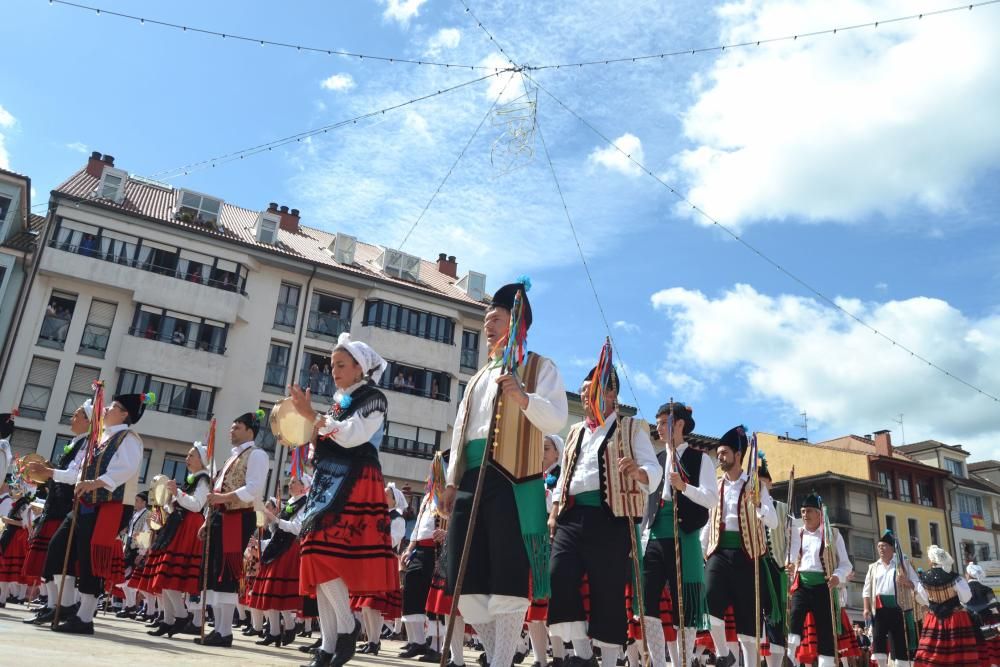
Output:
[426, 571, 452, 617]
[794, 612, 821, 664]
[247, 543, 303, 612]
[127, 555, 154, 592]
[795, 607, 861, 662]
[837, 607, 861, 657]
[0, 527, 30, 584]
[299, 463, 399, 596]
[21, 518, 61, 581]
[915, 608, 981, 667]
[351, 589, 402, 620]
[150, 511, 204, 595]
[105, 538, 125, 590]
[984, 636, 1000, 667]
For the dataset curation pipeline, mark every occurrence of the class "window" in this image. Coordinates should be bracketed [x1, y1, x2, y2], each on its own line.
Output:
[978, 543, 992, 561]
[257, 214, 279, 244]
[877, 470, 894, 499]
[255, 403, 277, 454]
[944, 457, 964, 477]
[38, 290, 77, 349]
[51, 434, 74, 461]
[885, 514, 897, 536]
[264, 343, 291, 391]
[79, 299, 116, 357]
[20, 356, 59, 419]
[852, 536, 876, 561]
[307, 291, 353, 339]
[363, 299, 454, 344]
[908, 518, 922, 558]
[98, 167, 127, 203]
[458, 381, 468, 403]
[129, 304, 227, 354]
[99, 229, 139, 265]
[161, 454, 188, 483]
[137, 240, 179, 277]
[176, 190, 222, 225]
[917, 479, 936, 507]
[117, 370, 216, 420]
[848, 491, 871, 515]
[383, 422, 441, 459]
[0, 195, 11, 222]
[461, 330, 480, 370]
[274, 283, 300, 330]
[898, 477, 913, 503]
[298, 350, 333, 398]
[62, 364, 100, 423]
[930, 522, 940, 546]
[138, 448, 152, 484]
[10, 429, 40, 459]
[957, 492, 984, 516]
[379, 360, 452, 402]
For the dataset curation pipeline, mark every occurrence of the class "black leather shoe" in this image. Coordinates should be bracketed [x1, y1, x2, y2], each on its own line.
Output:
[194, 630, 234, 647]
[147, 622, 171, 637]
[419, 650, 443, 663]
[256, 633, 284, 647]
[52, 615, 95, 635]
[331, 618, 361, 667]
[299, 638, 322, 654]
[400, 641, 430, 658]
[302, 650, 334, 667]
[715, 652, 737, 667]
[115, 606, 136, 619]
[24, 607, 54, 625]
[176, 621, 201, 636]
[242, 624, 260, 636]
[166, 616, 191, 638]
[283, 629, 298, 646]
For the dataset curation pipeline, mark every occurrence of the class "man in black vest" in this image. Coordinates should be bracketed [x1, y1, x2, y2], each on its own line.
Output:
[642, 402, 717, 667]
[547, 366, 660, 667]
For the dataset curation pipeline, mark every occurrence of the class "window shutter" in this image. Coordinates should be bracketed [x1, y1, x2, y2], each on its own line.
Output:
[69, 365, 100, 393]
[27, 357, 59, 386]
[87, 300, 117, 328]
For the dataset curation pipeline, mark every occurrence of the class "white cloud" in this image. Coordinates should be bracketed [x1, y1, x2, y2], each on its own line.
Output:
[320, 73, 356, 92]
[66, 141, 88, 154]
[427, 28, 461, 56]
[675, 1, 1000, 227]
[650, 283, 1000, 460]
[588, 133, 644, 177]
[379, 0, 428, 26]
[613, 320, 641, 334]
[0, 104, 15, 169]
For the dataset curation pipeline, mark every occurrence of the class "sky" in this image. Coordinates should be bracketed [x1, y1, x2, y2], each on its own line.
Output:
[3, 0, 1000, 461]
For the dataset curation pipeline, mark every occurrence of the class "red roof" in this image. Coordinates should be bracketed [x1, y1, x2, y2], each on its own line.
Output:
[53, 169, 487, 308]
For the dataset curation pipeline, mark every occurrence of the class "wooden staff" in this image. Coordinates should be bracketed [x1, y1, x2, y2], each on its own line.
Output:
[617, 409, 651, 667]
[895, 534, 913, 661]
[823, 506, 840, 662]
[52, 381, 104, 629]
[198, 422, 217, 642]
[749, 434, 762, 665]
[783, 466, 796, 667]
[667, 398, 687, 667]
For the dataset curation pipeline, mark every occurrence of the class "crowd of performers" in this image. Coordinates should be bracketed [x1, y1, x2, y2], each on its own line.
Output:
[0, 279, 998, 667]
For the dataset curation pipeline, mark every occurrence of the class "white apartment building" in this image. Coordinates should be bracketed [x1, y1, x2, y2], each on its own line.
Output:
[0, 152, 490, 507]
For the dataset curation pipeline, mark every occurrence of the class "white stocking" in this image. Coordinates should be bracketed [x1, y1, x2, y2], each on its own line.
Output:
[528, 620, 549, 664]
[318, 578, 354, 631]
[492, 611, 525, 667]
[474, 621, 496, 663]
[265, 609, 281, 636]
[45, 580, 59, 609]
[77, 593, 98, 623]
[450, 615, 467, 666]
[643, 617, 666, 667]
[316, 584, 340, 653]
[214, 602, 235, 637]
[595, 641, 620, 667]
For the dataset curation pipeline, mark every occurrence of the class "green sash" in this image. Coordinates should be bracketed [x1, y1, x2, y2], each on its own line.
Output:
[464, 438, 551, 599]
[572, 490, 603, 507]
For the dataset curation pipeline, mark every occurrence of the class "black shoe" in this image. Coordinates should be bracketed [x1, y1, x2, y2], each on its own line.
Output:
[715, 651, 737, 667]
[52, 614, 95, 635]
[147, 622, 172, 637]
[115, 606, 136, 619]
[514, 652, 526, 664]
[549, 659, 564, 667]
[166, 616, 192, 638]
[24, 607, 55, 625]
[302, 650, 335, 667]
[331, 618, 361, 667]
[284, 629, 298, 646]
[242, 624, 260, 636]
[478, 652, 488, 667]
[145, 616, 163, 628]
[256, 633, 284, 647]
[176, 621, 202, 636]
[381, 626, 394, 639]
[296, 621, 307, 636]
[194, 630, 234, 647]
[300, 638, 322, 654]
[419, 650, 443, 663]
[401, 641, 430, 659]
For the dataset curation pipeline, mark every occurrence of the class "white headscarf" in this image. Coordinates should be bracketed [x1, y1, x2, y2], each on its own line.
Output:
[546, 434, 565, 457]
[386, 482, 407, 511]
[81, 399, 94, 420]
[298, 473, 313, 490]
[927, 545, 955, 573]
[966, 562, 985, 582]
[335, 332, 388, 384]
[193, 441, 209, 468]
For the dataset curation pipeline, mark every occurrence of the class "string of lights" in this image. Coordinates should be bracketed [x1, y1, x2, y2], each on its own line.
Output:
[397, 75, 515, 251]
[457, 0, 519, 67]
[43, 0, 491, 70]
[524, 71, 1000, 405]
[149, 69, 516, 179]
[525, 0, 1000, 70]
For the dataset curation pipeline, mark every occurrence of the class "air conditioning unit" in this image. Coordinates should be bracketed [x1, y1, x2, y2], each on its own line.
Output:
[377, 247, 421, 282]
[457, 271, 486, 301]
[329, 233, 357, 265]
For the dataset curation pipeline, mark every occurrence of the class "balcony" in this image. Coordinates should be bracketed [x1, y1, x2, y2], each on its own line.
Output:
[383, 436, 437, 459]
[128, 327, 226, 355]
[118, 335, 227, 388]
[306, 311, 351, 340]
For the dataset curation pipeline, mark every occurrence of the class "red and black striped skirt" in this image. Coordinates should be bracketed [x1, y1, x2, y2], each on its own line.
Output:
[915, 608, 981, 667]
[0, 527, 30, 584]
[426, 570, 452, 617]
[21, 518, 61, 581]
[351, 589, 402, 620]
[150, 511, 204, 595]
[247, 543, 303, 612]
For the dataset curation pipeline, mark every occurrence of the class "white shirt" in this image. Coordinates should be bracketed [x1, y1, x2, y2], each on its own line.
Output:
[661, 442, 719, 510]
[557, 413, 662, 499]
[791, 524, 852, 581]
[390, 514, 406, 548]
[73, 424, 142, 491]
[0, 493, 13, 518]
[276, 494, 306, 536]
[864, 556, 921, 600]
[446, 356, 568, 487]
[215, 440, 269, 504]
[412, 494, 438, 542]
[317, 382, 386, 448]
[175, 471, 211, 513]
[0, 438, 11, 486]
[720, 473, 778, 531]
[52, 434, 89, 485]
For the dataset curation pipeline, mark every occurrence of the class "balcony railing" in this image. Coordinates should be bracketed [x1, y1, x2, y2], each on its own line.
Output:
[38, 314, 72, 349]
[49, 238, 248, 296]
[274, 303, 298, 329]
[79, 323, 111, 356]
[306, 311, 351, 339]
[264, 363, 288, 390]
[383, 436, 437, 459]
[128, 327, 226, 355]
[299, 368, 335, 399]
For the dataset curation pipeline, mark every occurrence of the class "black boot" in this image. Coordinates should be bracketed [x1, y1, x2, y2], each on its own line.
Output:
[115, 605, 137, 619]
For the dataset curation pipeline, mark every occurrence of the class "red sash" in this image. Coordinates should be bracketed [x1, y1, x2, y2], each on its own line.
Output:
[90, 501, 124, 580]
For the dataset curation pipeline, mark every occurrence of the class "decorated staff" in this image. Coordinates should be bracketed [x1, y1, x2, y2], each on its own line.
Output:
[701, 427, 777, 667]
[757, 458, 793, 667]
[863, 530, 920, 667]
[785, 491, 852, 667]
[642, 401, 716, 667]
[547, 338, 660, 667]
[440, 279, 568, 667]
[46, 382, 152, 634]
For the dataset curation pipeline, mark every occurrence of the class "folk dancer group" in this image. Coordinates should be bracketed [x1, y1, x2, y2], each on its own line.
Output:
[0, 278, 998, 667]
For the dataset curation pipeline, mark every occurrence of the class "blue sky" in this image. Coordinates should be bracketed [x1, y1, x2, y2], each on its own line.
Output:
[3, 0, 999, 460]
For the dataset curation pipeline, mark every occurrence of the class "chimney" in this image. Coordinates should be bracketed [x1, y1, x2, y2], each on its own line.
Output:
[276, 204, 300, 233]
[874, 429, 893, 457]
[86, 151, 106, 179]
[267, 202, 279, 213]
[437, 253, 458, 279]
[102, 154, 115, 166]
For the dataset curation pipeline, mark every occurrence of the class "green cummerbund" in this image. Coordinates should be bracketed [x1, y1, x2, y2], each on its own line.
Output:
[878, 594, 898, 609]
[799, 571, 827, 587]
[572, 490, 603, 507]
[465, 438, 488, 470]
[649, 500, 674, 539]
[719, 530, 742, 549]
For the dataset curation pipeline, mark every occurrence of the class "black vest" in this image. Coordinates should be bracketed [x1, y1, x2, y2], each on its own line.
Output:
[40, 435, 88, 523]
[0, 495, 32, 551]
[261, 495, 307, 564]
[645, 445, 709, 534]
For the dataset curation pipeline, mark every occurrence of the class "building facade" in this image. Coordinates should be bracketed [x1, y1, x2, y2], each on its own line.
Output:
[0, 152, 490, 505]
